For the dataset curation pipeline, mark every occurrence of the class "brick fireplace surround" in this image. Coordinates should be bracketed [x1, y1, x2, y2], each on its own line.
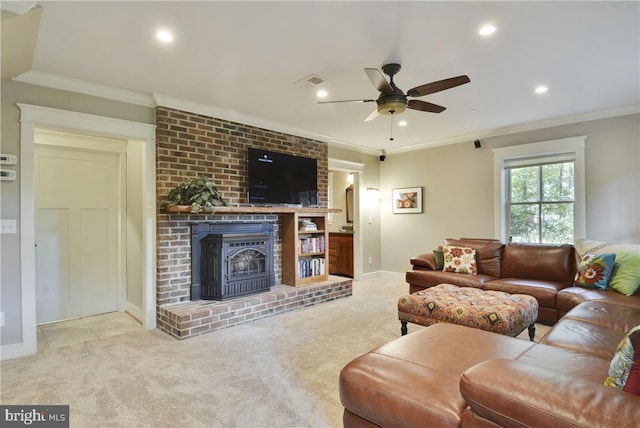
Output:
[155, 107, 352, 339]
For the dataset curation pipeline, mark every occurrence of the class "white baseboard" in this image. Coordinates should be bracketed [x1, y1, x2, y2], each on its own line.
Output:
[357, 270, 405, 281]
[1, 342, 33, 361]
[126, 302, 144, 324]
[379, 271, 405, 281]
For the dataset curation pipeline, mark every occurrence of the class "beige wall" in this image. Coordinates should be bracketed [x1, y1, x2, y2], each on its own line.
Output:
[0, 80, 154, 346]
[380, 113, 640, 273]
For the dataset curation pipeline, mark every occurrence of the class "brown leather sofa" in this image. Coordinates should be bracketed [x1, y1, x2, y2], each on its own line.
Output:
[405, 238, 637, 324]
[339, 299, 640, 427]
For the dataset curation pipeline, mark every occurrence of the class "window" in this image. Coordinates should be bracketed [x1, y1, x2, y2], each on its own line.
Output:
[506, 156, 574, 243]
[493, 136, 586, 244]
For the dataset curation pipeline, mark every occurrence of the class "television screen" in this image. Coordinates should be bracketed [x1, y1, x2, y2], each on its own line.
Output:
[248, 148, 318, 206]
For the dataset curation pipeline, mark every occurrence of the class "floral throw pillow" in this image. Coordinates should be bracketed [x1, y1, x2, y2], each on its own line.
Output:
[605, 325, 640, 395]
[573, 252, 617, 290]
[443, 246, 477, 275]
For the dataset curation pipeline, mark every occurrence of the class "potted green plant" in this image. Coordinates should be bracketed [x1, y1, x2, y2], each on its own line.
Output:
[163, 175, 227, 213]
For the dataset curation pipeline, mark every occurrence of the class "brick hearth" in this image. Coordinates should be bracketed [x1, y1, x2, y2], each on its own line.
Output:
[158, 276, 352, 339]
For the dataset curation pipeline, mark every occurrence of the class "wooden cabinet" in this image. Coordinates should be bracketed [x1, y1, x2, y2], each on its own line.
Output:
[329, 232, 354, 278]
[282, 213, 329, 286]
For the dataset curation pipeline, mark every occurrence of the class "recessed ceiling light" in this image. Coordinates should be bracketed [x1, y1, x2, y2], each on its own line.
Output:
[156, 29, 174, 43]
[316, 89, 328, 98]
[398, 120, 407, 127]
[479, 24, 496, 36]
[535, 85, 549, 94]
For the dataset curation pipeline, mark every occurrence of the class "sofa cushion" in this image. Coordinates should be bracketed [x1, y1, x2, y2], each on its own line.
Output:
[339, 323, 535, 428]
[557, 286, 640, 314]
[605, 325, 640, 393]
[574, 252, 617, 289]
[501, 243, 576, 284]
[483, 278, 564, 308]
[406, 270, 494, 291]
[540, 318, 628, 360]
[608, 251, 640, 296]
[517, 343, 611, 383]
[443, 246, 477, 274]
[558, 301, 640, 333]
[444, 238, 503, 278]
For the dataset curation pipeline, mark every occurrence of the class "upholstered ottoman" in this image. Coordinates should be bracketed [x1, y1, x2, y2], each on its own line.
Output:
[398, 283, 539, 340]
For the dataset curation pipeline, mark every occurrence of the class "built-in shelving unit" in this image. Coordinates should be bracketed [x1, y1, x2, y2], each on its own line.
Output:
[282, 212, 329, 286]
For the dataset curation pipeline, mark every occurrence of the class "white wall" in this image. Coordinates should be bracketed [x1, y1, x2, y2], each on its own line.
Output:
[380, 113, 640, 273]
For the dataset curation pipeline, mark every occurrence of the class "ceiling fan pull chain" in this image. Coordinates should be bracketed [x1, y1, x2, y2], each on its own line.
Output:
[389, 113, 394, 141]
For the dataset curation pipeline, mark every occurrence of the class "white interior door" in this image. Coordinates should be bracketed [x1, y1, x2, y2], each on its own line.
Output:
[35, 146, 120, 323]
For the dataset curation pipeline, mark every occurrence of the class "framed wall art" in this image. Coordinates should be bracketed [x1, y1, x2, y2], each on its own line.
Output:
[392, 187, 423, 214]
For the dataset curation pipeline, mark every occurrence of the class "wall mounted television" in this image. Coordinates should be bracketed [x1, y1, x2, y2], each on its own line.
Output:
[247, 148, 318, 206]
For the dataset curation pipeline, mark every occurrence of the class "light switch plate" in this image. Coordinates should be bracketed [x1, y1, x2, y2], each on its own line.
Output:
[0, 219, 17, 234]
[0, 169, 16, 181]
[0, 154, 17, 165]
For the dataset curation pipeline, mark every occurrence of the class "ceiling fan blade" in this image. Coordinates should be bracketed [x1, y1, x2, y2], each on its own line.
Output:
[365, 68, 394, 93]
[364, 109, 379, 122]
[406, 75, 470, 97]
[318, 99, 376, 104]
[407, 99, 446, 113]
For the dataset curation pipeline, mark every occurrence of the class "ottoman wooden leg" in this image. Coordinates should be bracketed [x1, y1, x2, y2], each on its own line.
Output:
[528, 323, 536, 341]
[401, 321, 408, 336]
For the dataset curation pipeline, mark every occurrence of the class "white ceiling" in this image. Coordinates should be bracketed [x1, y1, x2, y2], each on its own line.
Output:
[7, 1, 640, 154]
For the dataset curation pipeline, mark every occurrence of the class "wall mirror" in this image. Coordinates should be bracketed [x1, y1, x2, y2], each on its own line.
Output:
[345, 184, 354, 223]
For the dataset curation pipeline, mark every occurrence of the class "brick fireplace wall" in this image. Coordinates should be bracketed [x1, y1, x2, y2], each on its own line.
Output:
[155, 106, 329, 308]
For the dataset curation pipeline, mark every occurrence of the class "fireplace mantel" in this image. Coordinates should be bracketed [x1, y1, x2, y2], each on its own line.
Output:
[164, 206, 340, 215]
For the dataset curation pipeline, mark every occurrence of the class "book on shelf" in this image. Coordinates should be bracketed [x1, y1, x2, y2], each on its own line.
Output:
[299, 218, 318, 231]
[298, 257, 326, 279]
[297, 236, 325, 254]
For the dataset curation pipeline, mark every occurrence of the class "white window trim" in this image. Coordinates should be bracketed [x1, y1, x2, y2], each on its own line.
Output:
[493, 136, 586, 243]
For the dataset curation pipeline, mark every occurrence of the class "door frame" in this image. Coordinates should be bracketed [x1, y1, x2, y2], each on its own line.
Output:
[328, 158, 364, 280]
[16, 104, 156, 359]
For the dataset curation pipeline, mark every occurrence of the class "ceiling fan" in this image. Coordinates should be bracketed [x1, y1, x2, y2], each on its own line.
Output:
[319, 63, 470, 122]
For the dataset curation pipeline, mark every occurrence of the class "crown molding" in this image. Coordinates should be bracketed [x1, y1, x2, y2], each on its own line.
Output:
[326, 138, 380, 156]
[328, 158, 365, 172]
[1, 1, 37, 15]
[386, 104, 640, 155]
[153, 93, 336, 145]
[13, 70, 156, 107]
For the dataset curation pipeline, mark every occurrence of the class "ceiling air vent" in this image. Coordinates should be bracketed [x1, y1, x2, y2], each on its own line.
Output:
[295, 74, 326, 88]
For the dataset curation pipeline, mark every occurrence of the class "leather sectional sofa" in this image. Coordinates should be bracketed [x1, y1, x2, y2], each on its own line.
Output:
[339, 238, 640, 427]
[405, 238, 638, 324]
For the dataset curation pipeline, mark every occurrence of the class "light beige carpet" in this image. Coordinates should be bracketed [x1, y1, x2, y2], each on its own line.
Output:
[1, 278, 550, 428]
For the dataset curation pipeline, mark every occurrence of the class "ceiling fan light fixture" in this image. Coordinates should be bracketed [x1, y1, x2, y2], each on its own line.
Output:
[377, 100, 406, 115]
